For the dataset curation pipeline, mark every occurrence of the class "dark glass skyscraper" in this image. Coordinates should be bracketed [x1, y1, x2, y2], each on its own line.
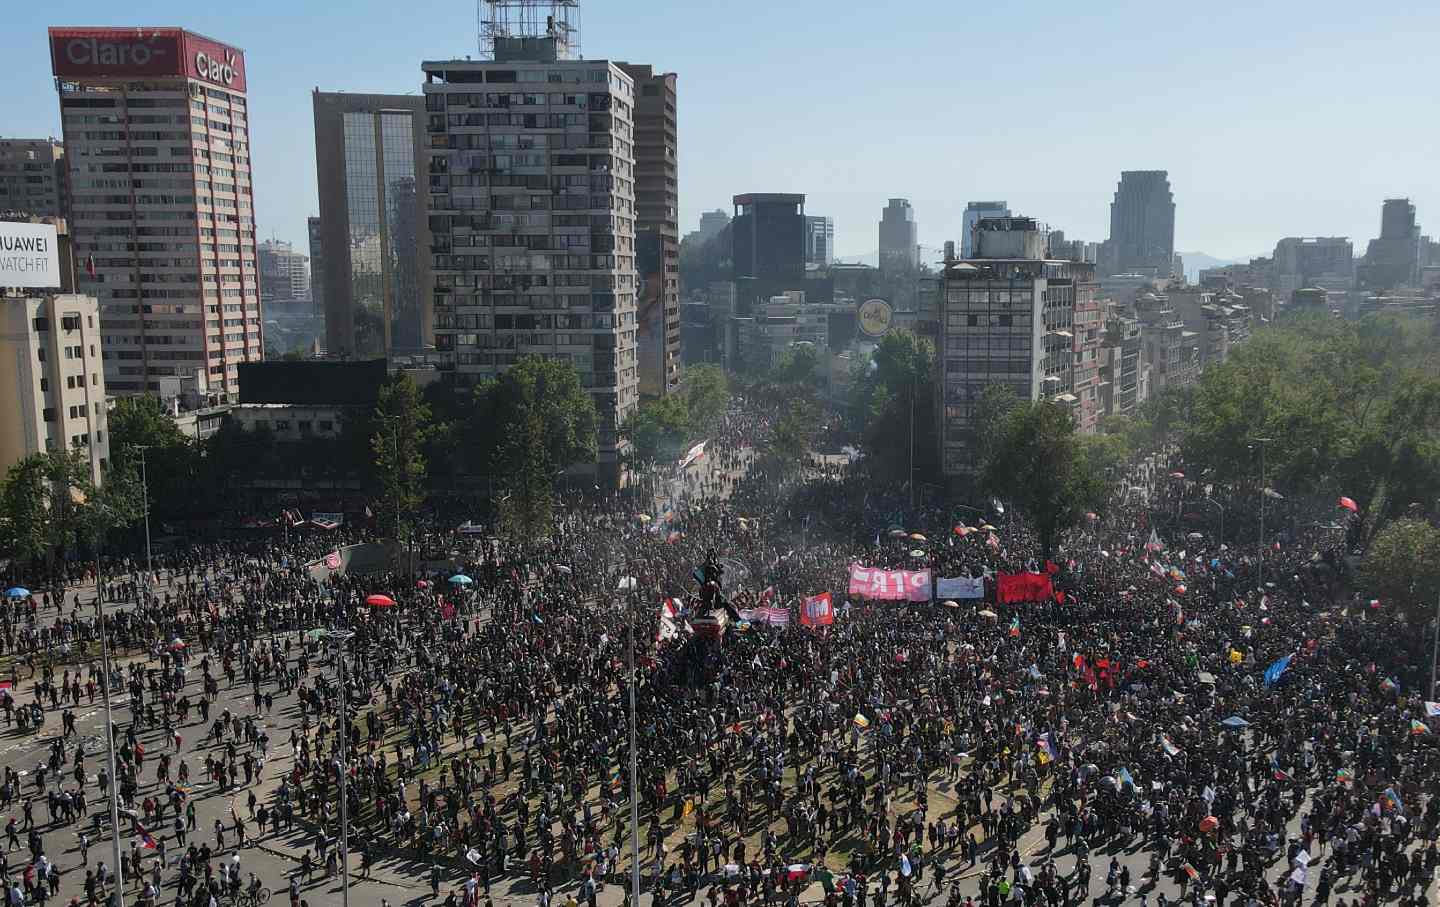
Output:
[1107, 171, 1175, 277]
[313, 92, 426, 359]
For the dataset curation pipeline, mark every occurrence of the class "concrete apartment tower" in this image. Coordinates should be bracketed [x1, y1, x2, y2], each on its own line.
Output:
[421, 0, 645, 478]
[49, 27, 262, 401]
[961, 201, 1009, 258]
[0, 139, 67, 218]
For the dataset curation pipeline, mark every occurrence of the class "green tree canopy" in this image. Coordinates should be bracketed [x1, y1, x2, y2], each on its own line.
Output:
[107, 395, 200, 521]
[372, 373, 432, 538]
[683, 364, 730, 431]
[983, 401, 1105, 557]
[852, 330, 939, 485]
[621, 394, 691, 466]
[1359, 518, 1440, 626]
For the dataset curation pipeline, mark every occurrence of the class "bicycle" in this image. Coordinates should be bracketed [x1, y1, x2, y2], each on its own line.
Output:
[227, 887, 271, 907]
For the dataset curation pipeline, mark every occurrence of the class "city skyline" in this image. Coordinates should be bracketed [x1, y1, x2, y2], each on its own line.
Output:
[5, 1, 1437, 262]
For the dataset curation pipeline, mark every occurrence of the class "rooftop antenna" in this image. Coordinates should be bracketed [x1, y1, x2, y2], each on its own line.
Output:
[479, 0, 581, 61]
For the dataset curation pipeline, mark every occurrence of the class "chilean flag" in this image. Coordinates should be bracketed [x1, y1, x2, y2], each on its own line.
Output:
[137, 824, 158, 850]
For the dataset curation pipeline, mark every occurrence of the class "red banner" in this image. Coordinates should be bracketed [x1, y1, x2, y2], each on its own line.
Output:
[801, 593, 834, 627]
[847, 564, 932, 601]
[996, 572, 1054, 604]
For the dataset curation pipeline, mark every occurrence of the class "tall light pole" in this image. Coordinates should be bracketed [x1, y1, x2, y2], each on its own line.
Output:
[616, 573, 641, 907]
[1430, 592, 1439, 701]
[1204, 496, 1224, 545]
[1252, 437, 1273, 588]
[93, 545, 125, 907]
[328, 629, 356, 907]
[133, 445, 154, 604]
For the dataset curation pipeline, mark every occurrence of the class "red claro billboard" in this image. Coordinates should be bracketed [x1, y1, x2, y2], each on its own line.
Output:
[49, 27, 247, 92]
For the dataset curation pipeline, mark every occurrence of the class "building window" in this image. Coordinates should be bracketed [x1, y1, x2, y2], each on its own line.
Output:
[42, 408, 55, 422]
[39, 378, 48, 392]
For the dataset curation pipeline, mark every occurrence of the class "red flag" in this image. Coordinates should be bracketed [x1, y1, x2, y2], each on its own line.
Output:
[1337, 496, 1358, 513]
[85, 254, 96, 279]
[800, 592, 834, 627]
[1054, 589, 1066, 605]
[1044, 560, 1060, 575]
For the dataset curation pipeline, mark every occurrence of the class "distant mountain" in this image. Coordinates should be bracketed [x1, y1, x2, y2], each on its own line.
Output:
[1178, 251, 1253, 283]
[834, 245, 947, 268]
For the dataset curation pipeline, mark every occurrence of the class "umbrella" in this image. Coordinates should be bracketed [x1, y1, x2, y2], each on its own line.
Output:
[637, 514, 652, 523]
[980, 523, 997, 531]
[305, 629, 328, 642]
[1337, 496, 1359, 513]
[978, 609, 998, 620]
[1199, 816, 1219, 833]
[168, 639, 186, 651]
[554, 564, 573, 575]
[1174, 585, 1187, 595]
[1187, 532, 1204, 540]
[953, 525, 973, 536]
[909, 533, 927, 542]
[1085, 512, 1099, 520]
[4, 587, 30, 599]
[365, 594, 396, 608]
[1169, 471, 1186, 479]
[942, 600, 960, 608]
[909, 549, 927, 559]
[1219, 716, 1249, 729]
[449, 574, 474, 585]
[415, 580, 430, 589]
[888, 529, 909, 538]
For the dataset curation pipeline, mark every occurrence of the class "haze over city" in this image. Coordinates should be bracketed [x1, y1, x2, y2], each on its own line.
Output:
[3, 0, 1436, 259]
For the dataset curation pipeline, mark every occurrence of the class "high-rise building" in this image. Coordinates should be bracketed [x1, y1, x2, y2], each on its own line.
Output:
[421, 2, 640, 476]
[805, 215, 834, 268]
[961, 201, 1009, 258]
[1272, 237, 1353, 295]
[1359, 198, 1422, 289]
[698, 208, 729, 242]
[312, 91, 426, 360]
[307, 216, 325, 319]
[1107, 171, 1175, 277]
[0, 293, 110, 485]
[618, 63, 681, 398]
[878, 198, 918, 272]
[732, 193, 806, 308]
[936, 216, 1089, 476]
[49, 26, 262, 400]
[257, 239, 310, 303]
[0, 139, 66, 219]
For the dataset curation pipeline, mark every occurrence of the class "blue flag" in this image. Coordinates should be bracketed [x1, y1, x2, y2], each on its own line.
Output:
[1263, 654, 1293, 688]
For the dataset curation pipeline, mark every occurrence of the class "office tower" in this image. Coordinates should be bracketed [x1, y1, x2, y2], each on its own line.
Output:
[1271, 237, 1354, 295]
[257, 239, 309, 303]
[307, 217, 325, 318]
[422, 0, 640, 476]
[732, 193, 806, 309]
[1359, 198, 1422, 288]
[312, 91, 426, 359]
[49, 26, 261, 400]
[937, 216, 1090, 475]
[1107, 170, 1175, 277]
[961, 201, 1009, 258]
[878, 198, 918, 271]
[698, 208, 729, 242]
[618, 63, 681, 398]
[0, 139, 66, 218]
[805, 215, 834, 267]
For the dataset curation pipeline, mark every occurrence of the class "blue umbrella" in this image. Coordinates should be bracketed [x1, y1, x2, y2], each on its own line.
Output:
[448, 574, 473, 586]
[4, 587, 30, 599]
[1219, 716, 1250, 729]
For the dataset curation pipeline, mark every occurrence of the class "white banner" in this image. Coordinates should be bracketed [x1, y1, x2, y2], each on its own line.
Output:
[936, 576, 985, 600]
[0, 223, 61, 288]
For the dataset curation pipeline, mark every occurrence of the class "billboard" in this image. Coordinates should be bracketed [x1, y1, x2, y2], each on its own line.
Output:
[0, 223, 61, 289]
[857, 298, 893, 338]
[49, 27, 247, 92]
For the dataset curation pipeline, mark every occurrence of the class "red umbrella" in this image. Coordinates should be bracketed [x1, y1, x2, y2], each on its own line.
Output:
[1199, 815, 1219, 833]
[415, 580, 430, 589]
[365, 594, 396, 608]
[1337, 496, 1358, 513]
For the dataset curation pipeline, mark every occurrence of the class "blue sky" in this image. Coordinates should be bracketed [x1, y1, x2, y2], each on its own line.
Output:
[7, 1, 1437, 262]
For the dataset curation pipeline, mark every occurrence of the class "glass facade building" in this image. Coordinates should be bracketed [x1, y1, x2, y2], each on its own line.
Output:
[313, 93, 426, 360]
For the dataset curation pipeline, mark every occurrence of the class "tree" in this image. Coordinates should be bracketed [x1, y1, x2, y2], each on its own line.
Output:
[108, 396, 200, 521]
[1360, 519, 1440, 626]
[852, 330, 939, 485]
[773, 344, 822, 388]
[0, 449, 139, 574]
[767, 396, 821, 473]
[621, 394, 691, 467]
[371, 373, 432, 539]
[973, 384, 1021, 477]
[683, 364, 729, 432]
[476, 356, 597, 536]
[983, 401, 1106, 558]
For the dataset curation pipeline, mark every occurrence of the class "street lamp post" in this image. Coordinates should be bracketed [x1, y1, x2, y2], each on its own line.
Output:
[92, 552, 126, 907]
[328, 629, 356, 907]
[616, 573, 642, 907]
[1204, 496, 1224, 545]
[134, 445, 154, 605]
[1431, 591, 1440, 700]
[1252, 438, 1273, 588]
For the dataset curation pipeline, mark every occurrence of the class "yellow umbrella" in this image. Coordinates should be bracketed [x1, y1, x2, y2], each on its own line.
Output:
[910, 533, 927, 542]
[980, 523, 997, 531]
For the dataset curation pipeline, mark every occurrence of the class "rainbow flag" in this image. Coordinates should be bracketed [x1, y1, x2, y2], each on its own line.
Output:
[1161, 735, 1181, 757]
[1410, 719, 1431, 736]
